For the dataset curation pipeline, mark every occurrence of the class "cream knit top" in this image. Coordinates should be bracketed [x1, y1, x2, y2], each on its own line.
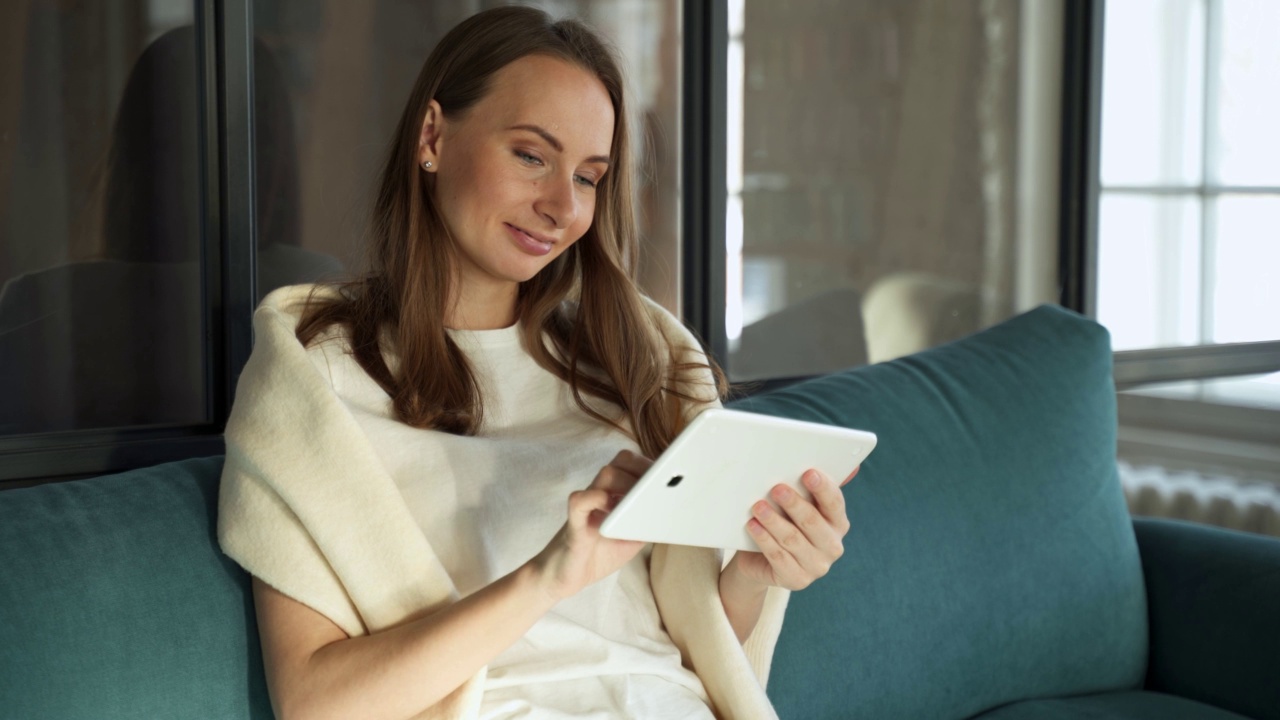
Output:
[217, 284, 788, 719]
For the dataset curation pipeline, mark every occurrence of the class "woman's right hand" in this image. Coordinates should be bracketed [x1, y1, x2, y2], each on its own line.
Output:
[528, 449, 650, 602]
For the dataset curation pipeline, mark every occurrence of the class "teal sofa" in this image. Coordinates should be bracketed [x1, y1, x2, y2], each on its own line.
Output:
[3, 305, 1278, 719]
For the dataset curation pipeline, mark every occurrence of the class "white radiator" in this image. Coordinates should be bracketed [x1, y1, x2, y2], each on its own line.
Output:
[1120, 460, 1280, 538]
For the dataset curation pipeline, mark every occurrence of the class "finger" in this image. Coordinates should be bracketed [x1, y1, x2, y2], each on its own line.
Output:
[755, 496, 839, 581]
[802, 469, 851, 534]
[588, 450, 649, 491]
[840, 465, 861, 487]
[589, 464, 641, 495]
[770, 481, 845, 556]
[751, 500, 818, 562]
[608, 448, 653, 477]
[567, 488, 612, 528]
[745, 514, 808, 589]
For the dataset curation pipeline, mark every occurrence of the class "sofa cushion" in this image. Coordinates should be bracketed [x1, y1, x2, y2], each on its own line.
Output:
[731, 304, 1148, 720]
[0, 456, 272, 720]
[969, 691, 1252, 719]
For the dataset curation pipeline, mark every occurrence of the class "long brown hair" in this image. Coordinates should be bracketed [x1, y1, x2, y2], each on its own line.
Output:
[295, 5, 725, 458]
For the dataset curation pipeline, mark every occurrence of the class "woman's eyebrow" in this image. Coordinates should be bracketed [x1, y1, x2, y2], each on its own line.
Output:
[508, 124, 610, 165]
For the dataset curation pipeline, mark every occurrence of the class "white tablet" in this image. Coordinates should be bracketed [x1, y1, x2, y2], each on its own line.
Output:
[599, 408, 877, 552]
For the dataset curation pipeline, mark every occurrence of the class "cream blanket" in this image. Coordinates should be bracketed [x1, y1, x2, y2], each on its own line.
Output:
[217, 285, 788, 719]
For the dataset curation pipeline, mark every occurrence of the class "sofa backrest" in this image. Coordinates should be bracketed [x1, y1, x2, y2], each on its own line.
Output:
[0, 456, 272, 719]
[0, 304, 1147, 720]
[731, 304, 1148, 719]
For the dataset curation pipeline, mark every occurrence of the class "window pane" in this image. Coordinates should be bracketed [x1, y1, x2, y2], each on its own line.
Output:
[0, 2, 207, 435]
[1210, 194, 1280, 343]
[1096, 194, 1202, 351]
[1211, 0, 1280, 186]
[252, 0, 683, 310]
[1099, 0, 1205, 188]
[729, 0, 1044, 380]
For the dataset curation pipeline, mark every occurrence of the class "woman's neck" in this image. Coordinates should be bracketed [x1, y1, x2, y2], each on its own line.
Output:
[446, 281, 519, 331]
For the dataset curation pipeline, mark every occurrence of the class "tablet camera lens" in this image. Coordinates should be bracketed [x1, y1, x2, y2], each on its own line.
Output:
[667, 475, 683, 487]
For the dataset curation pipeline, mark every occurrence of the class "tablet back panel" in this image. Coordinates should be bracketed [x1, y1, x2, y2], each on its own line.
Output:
[600, 408, 877, 551]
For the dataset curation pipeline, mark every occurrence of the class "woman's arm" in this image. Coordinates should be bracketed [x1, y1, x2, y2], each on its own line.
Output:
[255, 564, 554, 720]
[718, 467, 855, 642]
[256, 451, 649, 720]
[718, 558, 770, 643]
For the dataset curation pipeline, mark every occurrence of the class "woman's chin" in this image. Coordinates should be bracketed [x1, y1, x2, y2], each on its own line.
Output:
[508, 257, 562, 284]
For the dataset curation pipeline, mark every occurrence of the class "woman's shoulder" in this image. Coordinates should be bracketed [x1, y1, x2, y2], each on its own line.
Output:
[635, 295, 707, 359]
[559, 293, 702, 356]
[256, 282, 342, 324]
[251, 283, 365, 393]
[254, 283, 349, 351]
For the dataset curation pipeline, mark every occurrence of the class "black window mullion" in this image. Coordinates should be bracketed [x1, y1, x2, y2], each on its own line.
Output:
[199, 0, 224, 426]
[1059, 0, 1104, 317]
[681, 0, 729, 367]
[214, 0, 257, 415]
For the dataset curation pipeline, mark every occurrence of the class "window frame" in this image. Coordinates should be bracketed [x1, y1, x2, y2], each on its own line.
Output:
[1085, 0, 1280, 386]
[681, 0, 730, 367]
[1089, 0, 1280, 388]
[1059, 0, 1104, 318]
[1084, 0, 1280, 480]
[2, 0, 712, 486]
[690, 0, 1106, 396]
[0, 0, 256, 486]
[12, 0, 1271, 485]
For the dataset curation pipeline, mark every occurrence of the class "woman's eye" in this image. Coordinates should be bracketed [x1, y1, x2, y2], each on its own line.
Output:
[515, 150, 542, 166]
[575, 175, 598, 189]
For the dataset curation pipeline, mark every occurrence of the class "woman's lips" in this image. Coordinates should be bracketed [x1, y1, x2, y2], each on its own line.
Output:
[505, 223, 553, 256]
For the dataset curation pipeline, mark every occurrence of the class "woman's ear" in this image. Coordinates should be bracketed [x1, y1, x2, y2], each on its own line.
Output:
[419, 99, 445, 170]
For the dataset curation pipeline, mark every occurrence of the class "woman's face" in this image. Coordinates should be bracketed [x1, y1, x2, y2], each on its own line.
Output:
[421, 54, 615, 308]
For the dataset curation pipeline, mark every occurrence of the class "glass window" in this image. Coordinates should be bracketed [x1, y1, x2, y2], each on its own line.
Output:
[1098, 0, 1205, 188]
[252, 0, 683, 311]
[1097, 0, 1280, 356]
[1212, 0, 1280, 186]
[0, 1, 207, 435]
[1211, 195, 1280, 344]
[726, 0, 1052, 380]
[1096, 195, 1202, 351]
[1100, 0, 1280, 524]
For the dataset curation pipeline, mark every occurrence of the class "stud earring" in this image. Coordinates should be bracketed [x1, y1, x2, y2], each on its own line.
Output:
[422, 160, 433, 170]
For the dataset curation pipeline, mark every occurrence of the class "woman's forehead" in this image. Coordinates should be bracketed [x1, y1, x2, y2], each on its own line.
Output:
[475, 55, 615, 157]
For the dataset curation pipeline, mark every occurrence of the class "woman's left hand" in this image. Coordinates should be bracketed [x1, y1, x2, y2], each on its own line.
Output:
[727, 466, 856, 591]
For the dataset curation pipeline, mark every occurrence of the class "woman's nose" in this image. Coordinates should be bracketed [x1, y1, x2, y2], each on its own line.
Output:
[535, 174, 578, 229]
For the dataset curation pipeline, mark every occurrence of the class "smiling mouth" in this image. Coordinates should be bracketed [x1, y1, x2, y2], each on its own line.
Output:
[506, 223, 555, 256]
[508, 223, 554, 245]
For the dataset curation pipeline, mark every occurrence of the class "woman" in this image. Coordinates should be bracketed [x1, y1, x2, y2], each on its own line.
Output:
[218, 7, 852, 719]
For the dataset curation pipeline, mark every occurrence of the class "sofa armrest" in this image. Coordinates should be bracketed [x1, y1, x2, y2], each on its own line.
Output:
[1135, 517, 1280, 720]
